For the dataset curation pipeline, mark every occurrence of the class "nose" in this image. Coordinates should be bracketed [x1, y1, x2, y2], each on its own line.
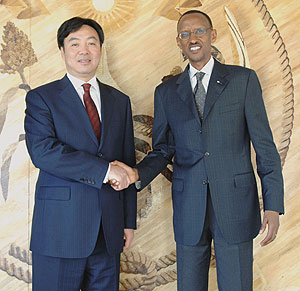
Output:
[79, 43, 89, 54]
[189, 33, 198, 43]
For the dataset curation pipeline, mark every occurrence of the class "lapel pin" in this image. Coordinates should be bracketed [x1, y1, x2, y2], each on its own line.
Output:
[216, 80, 223, 85]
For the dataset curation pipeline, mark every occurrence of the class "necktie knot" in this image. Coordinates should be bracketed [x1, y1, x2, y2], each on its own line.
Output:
[195, 71, 205, 82]
[82, 83, 91, 93]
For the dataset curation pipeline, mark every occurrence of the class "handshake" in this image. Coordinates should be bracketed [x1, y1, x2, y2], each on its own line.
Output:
[107, 161, 139, 191]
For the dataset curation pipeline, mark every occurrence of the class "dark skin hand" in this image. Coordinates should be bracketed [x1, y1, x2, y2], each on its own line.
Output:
[259, 210, 280, 246]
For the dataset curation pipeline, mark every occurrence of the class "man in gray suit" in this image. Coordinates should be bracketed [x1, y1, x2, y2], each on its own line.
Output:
[113, 10, 284, 291]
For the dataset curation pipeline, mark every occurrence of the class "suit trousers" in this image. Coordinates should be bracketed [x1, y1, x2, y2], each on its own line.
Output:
[32, 225, 120, 291]
[176, 188, 253, 291]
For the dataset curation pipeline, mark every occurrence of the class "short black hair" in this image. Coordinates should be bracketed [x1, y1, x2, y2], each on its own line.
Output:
[177, 10, 213, 31]
[57, 17, 104, 49]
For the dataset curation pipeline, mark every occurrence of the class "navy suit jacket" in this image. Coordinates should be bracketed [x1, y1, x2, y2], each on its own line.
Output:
[137, 60, 284, 245]
[25, 75, 137, 258]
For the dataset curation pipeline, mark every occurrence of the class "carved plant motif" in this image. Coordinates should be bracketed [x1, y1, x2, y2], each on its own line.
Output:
[0, 22, 35, 201]
[0, 21, 37, 83]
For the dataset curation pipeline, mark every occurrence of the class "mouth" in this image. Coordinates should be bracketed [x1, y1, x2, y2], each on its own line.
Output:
[78, 59, 91, 64]
[189, 45, 201, 52]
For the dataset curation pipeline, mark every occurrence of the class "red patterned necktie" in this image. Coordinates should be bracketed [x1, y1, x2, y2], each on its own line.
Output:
[82, 83, 101, 143]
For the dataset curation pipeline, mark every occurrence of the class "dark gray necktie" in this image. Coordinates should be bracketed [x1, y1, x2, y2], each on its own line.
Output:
[194, 72, 206, 121]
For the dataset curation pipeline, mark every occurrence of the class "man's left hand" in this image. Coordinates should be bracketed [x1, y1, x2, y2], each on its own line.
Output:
[259, 210, 280, 247]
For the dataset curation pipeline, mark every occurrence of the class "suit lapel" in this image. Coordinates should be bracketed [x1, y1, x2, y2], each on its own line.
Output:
[59, 75, 99, 147]
[203, 60, 229, 122]
[176, 65, 202, 126]
[98, 80, 115, 150]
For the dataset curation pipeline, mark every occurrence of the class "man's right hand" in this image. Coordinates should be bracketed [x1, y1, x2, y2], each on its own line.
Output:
[107, 163, 130, 190]
[109, 161, 139, 190]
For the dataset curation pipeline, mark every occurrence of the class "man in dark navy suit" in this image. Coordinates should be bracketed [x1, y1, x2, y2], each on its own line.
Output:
[25, 17, 137, 290]
[113, 10, 284, 291]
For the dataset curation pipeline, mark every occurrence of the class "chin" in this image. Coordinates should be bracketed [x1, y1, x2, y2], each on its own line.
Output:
[189, 57, 204, 63]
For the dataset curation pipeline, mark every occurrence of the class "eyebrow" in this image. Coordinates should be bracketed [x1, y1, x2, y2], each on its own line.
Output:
[68, 36, 98, 42]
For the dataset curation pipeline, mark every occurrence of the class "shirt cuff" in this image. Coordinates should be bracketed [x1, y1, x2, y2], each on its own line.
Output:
[103, 164, 111, 183]
[135, 180, 142, 190]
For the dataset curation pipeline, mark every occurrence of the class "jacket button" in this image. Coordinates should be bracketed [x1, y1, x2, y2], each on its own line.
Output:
[202, 180, 208, 185]
[97, 153, 103, 157]
[198, 130, 202, 134]
[204, 152, 210, 157]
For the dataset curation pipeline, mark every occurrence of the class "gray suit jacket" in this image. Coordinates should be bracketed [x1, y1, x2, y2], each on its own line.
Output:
[137, 59, 284, 245]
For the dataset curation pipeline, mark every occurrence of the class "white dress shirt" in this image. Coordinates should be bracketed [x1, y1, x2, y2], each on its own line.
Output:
[189, 56, 215, 93]
[66, 73, 110, 183]
[67, 73, 102, 120]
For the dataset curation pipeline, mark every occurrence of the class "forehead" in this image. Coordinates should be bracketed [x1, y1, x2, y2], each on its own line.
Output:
[65, 24, 100, 41]
[178, 13, 211, 31]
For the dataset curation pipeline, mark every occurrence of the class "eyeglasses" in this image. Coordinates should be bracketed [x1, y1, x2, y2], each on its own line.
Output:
[178, 27, 212, 40]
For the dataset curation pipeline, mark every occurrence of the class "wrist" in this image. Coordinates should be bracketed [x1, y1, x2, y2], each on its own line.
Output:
[133, 168, 139, 182]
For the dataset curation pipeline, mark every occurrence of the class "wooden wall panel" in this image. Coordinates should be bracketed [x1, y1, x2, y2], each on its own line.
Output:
[0, 0, 299, 290]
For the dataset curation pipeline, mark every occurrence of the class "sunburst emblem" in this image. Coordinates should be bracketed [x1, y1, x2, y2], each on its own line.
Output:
[76, 0, 138, 33]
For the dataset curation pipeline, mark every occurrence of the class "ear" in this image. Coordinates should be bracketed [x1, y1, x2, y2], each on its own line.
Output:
[176, 36, 183, 50]
[60, 47, 65, 61]
[211, 29, 217, 43]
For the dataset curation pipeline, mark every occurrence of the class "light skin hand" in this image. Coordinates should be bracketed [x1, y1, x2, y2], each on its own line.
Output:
[259, 210, 280, 247]
[123, 229, 134, 251]
[107, 163, 130, 190]
[109, 161, 139, 191]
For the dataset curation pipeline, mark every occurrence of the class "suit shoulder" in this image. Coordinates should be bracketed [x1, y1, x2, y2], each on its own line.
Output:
[28, 79, 62, 96]
[100, 82, 130, 101]
[156, 73, 181, 91]
[223, 63, 255, 76]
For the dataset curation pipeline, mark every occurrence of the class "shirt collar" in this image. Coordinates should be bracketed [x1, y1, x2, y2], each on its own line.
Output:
[189, 56, 214, 79]
[67, 73, 98, 91]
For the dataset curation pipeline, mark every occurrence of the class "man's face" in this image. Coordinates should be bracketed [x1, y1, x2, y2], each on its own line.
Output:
[61, 25, 101, 81]
[176, 13, 217, 70]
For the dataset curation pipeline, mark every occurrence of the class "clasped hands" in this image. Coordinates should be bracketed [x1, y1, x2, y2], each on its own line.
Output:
[107, 161, 139, 190]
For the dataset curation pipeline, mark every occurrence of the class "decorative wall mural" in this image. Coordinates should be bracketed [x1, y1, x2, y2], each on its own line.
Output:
[0, 21, 35, 201]
[120, 250, 177, 290]
[0, 243, 31, 283]
[0, 0, 49, 19]
[0, 0, 299, 290]
[153, 0, 202, 20]
[74, 0, 140, 33]
[225, 7, 250, 67]
[251, 0, 294, 167]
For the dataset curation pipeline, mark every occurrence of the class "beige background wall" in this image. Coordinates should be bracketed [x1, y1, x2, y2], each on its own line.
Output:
[0, 0, 299, 290]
